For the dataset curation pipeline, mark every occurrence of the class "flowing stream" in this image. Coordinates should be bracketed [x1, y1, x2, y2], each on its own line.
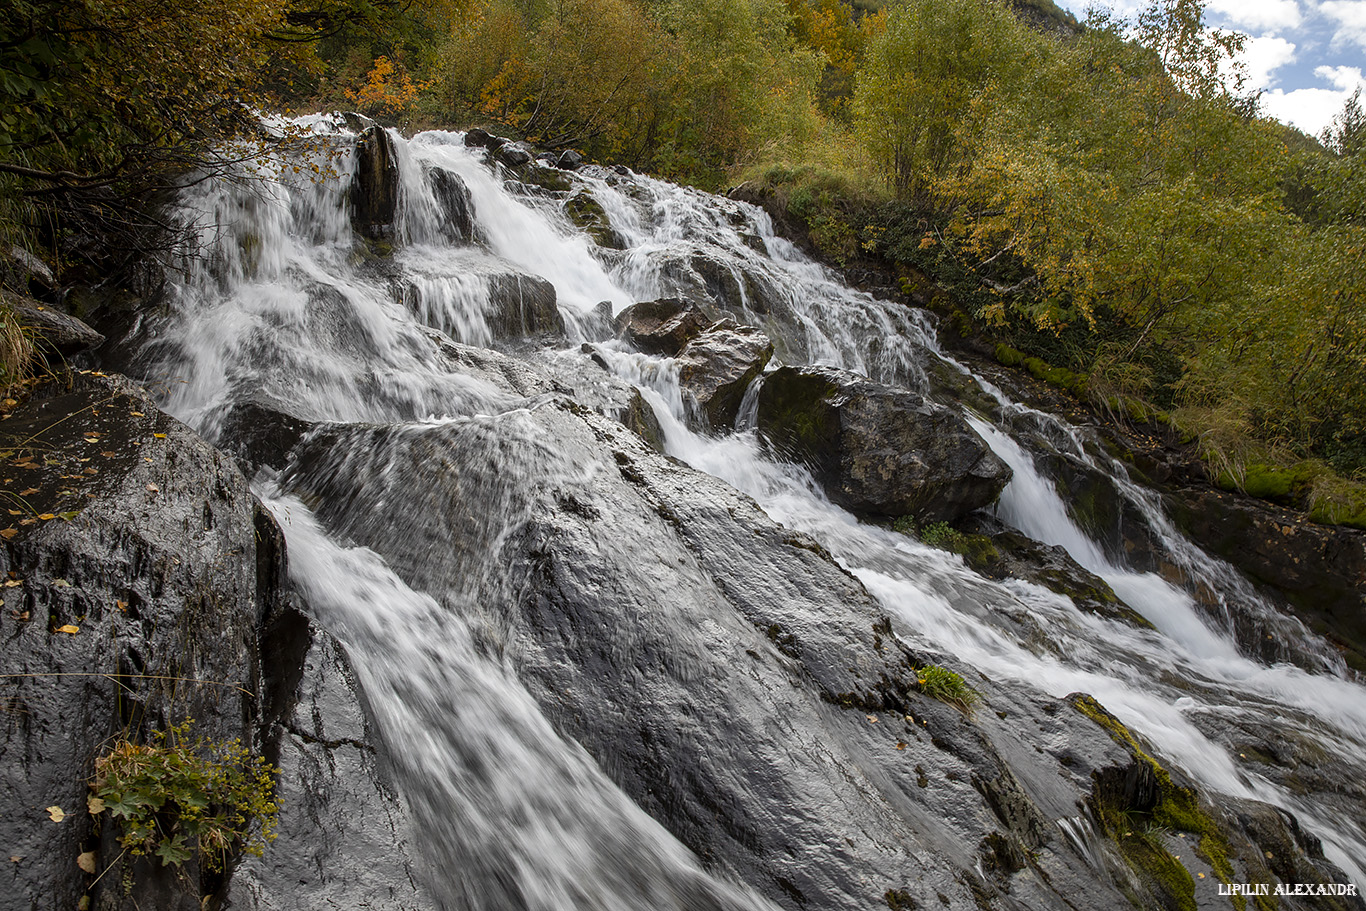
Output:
[135, 118, 1366, 905]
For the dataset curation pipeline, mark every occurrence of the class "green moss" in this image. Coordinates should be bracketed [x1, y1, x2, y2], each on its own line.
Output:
[995, 343, 1026, 367]
[1072, 695, 1239, 902]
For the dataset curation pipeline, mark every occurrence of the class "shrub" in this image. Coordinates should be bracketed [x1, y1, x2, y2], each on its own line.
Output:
[90, 720, 279, 872]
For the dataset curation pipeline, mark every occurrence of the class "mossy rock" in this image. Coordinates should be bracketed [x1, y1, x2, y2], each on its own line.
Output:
[565, 190, 624, 249]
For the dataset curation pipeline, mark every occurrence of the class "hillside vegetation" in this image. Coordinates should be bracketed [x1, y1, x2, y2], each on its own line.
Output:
[2, 0, 1363, 524]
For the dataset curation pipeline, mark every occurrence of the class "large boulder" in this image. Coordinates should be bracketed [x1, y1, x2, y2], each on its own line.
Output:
[428, 168, 474, 244]
[485, 272, 565, 341]
[755, 366, 1011, 523]
[351, 126, 399, 240]
[676, 319, 773, 430]
[1169, 487, 1366, 673]
[0, 372, 284, 911]
[614, 298, 711, 355]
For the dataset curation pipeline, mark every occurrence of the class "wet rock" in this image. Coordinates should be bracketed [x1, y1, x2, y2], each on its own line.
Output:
[959, 517, 1152, 629]
[494, 143, 533, 168]
[675, 319, 773, 430]
[0, 371, 282, 911]
[485, 272, 565, 341]
[428, 168, 474, 244]
[755, 366, 1012, 523]
[614, 298, 711, 355]
[351, 126, 399, 240]
[4, 292, 105, 360]
[462, 128, 505, 150]
[216, 398, 317, 474]
[565, 190, 624, 249]
[227, 621, 435, 911]
[276, 402, 1169, 911]
[557, 149, 585, 170]
[1169, 487, 1366, 672]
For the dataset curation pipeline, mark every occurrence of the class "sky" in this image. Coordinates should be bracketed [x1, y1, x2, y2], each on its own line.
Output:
[1059, 0, 1366, 139]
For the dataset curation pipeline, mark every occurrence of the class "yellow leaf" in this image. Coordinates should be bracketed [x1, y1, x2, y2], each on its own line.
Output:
[37, 513, 56, 521]
[152, 433, 167, 439]
[87, 796, 105, 815]
[46, 806, 66, 823]
[55, 625, 79, 635]
[0, 529, 16, 540]
[77, 852, 96, 874]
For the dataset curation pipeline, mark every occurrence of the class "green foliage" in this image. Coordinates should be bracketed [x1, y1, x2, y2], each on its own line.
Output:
[0, 304, 34, 393]
[91, 721, 279, 874]
[913, 664, 979, 711]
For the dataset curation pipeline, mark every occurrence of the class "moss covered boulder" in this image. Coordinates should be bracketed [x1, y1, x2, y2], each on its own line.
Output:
[755, 365, 1011, 523]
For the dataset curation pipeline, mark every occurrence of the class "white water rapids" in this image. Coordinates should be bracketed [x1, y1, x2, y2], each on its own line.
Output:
[144, 117, 1366, 901]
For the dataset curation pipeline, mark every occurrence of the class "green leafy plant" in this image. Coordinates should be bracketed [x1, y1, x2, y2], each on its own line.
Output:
[914, 664, 979, 711]
[917, 521, 964, 550]
[90, 720, 279, 872]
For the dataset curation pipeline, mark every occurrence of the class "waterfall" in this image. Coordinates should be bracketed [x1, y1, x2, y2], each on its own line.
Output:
[138, 116, 1366, 904]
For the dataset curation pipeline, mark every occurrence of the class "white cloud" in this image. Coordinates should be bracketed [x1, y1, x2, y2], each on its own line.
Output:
[1233, 34, 1298, 89]
[1208, 0, 1303, 32]
[1320, 0, 1366, 49]
[1258, 65, 1366, 135]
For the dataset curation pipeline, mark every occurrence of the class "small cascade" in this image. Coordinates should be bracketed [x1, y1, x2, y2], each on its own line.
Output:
[131, 115, 1366, 904]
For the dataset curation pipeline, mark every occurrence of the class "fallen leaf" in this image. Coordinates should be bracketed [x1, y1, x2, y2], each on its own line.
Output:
[6, 509, 19, 515]
[11, 612, 28, 621]
[19, 487, 38, 496]
[18, 518, 34, 526]
[145, 483, 159, 493]
[37, 513, 56, 521]
[56, 512, 79, 521]
[9, 855, 19, 863]
[0, 530, 16, 540]
[152, 433, 167, 439]
[46, 806, 66, 823]
[55, 624, 79, 634]
[114, 601, 127, 611]
[87, 796, 105, 815]
[52, 578, 71, 587]
[100, 451, 116, 458]
[896, 742, 906, 751]
[130, 411, 144, 417]
[3, 399, 16, 407]
[83, 468, 97, 475]
[4, 579, 21, 587]
[77, 852, 96, 874]
[865, 714, 878, 723]
[78, 896, 91, 910]
[83, 432, 101, 440]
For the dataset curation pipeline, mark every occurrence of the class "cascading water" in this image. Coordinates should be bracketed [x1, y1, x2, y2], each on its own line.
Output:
[134, 116, 1366, 906]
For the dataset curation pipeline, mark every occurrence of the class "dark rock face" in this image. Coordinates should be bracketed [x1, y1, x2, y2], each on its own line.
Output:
[352, 127, 400, 240]
[556, 149, 585, 170]
[755, 366, 1012, 523]
[462, 128, 504, 150]
[614, 298, 711, 355]
[485, 272, 565, 341]
[0, 373, 282, 911]
[1170, 487, 1366, 671]
[960, 518, 1152, 629]
[676, 319, 773, 430]
[226, 623, 435, 911]
[429, 168, 474, 244]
